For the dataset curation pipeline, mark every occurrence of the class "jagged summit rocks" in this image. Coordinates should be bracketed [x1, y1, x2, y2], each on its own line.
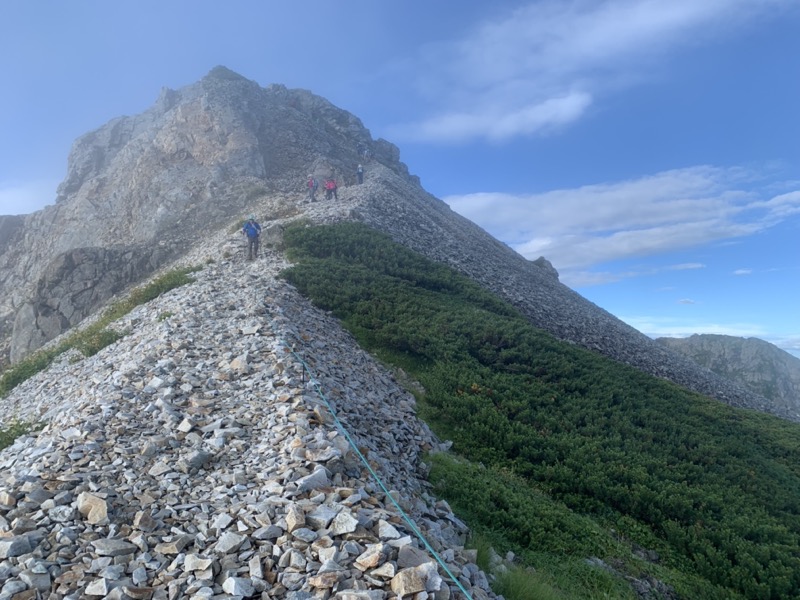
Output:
[0, 67, 410, 365]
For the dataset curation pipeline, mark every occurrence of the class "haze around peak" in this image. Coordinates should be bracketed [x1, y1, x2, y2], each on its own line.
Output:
[1, 0, 798, 356]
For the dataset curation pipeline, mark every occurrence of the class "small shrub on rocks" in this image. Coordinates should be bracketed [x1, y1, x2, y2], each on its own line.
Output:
[0, 419, 36, 451]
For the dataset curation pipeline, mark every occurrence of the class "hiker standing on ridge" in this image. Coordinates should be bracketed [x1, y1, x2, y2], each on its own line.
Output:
[242, 216, 261, 260]
[307, 174, 318, 201]
[325, 177, 338, 201]
[356, 164, 364, 184]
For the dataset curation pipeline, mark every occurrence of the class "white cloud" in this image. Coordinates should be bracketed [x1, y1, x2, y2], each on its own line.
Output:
[733, 268, 753, 276]
[677, 299, 696, 304]
[395, 0, 796, 142]
[668, 263, 705, 271]
[563, 262, 705, 287]
[405, 92, 592, 143]
[0, 180, 56, 216]
[445, 165, 800, 281]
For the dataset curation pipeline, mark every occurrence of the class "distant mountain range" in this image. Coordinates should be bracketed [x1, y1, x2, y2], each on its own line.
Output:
[657, 334, 800, 416]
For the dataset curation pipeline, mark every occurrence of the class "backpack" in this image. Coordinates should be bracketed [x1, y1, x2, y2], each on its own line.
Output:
[243, 221, 260, 238]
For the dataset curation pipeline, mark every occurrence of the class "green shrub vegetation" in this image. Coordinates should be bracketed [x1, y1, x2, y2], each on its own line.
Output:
[282, 222, 800, 600]
[0, 265, 199, 399]
[0, 419, 34, 452]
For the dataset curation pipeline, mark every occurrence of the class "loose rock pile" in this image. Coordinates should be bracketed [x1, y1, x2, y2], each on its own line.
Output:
[0, 248, 497, 600]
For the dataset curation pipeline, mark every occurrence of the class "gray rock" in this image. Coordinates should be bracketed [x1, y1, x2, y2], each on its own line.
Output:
[214, 531, 246, 554]
[0, 536, 32, 558]
[222, 576, 255, 596]
[92, 539, 138, 557]
[295, 466, 330, 492]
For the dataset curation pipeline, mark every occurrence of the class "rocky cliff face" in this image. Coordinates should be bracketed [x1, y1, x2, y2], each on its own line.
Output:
[0, 66, 792, 429]
[0, 66, 409, 366]
[657, 334, 800, 417]
[10, 245, 171, 360]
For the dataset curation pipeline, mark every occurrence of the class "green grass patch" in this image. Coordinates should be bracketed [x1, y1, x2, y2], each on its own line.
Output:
[0, 419, 35, 451]
[0, 265, 199, 399]
[281, 222, 800, 599]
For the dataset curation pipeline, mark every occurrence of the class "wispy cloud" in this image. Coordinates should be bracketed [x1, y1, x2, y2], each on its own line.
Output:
[445, 165, 800, 284]
[677, 299, 696, 304]
[565, 261, 706, 287]
[669, 263, 705, 271]
[733, 268, 753, 276]
[395, 0, 795, 142]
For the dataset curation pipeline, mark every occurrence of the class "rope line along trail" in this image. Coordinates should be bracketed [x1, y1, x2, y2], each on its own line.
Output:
[284, 340, 475, 600]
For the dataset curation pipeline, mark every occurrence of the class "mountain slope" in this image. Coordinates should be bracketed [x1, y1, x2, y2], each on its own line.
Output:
[0, 248, 496, 599]
[0, 66, 791, 424]
[280, 222, 800, 599]
[657, 334, 800, 416]
[2, 67, 800, 597]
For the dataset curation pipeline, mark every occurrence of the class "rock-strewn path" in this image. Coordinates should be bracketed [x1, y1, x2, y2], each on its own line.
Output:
[0, 248, 497, 600]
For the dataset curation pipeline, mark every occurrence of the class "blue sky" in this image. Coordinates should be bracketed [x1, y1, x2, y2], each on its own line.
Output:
[1, 1, 799, 356]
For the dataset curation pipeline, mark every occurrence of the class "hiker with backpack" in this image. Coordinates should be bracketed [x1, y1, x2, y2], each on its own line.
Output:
[307, 175, 318, 201]
[241, 216, 262, 260]
[356, 164, 364, 184]
[324, 178, 337, 201]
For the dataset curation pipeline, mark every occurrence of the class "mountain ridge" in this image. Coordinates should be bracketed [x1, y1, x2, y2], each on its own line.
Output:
[0, 66, 793, 422]
[0, 245, 501, 598]
[657, 333, 800, 415]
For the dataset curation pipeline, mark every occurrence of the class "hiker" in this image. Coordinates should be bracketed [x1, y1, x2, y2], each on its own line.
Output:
[241, 216, 261, 260]
[307, 175, 318, 201]
[356, 164, 364, 184]
[324, 178, 337, 201]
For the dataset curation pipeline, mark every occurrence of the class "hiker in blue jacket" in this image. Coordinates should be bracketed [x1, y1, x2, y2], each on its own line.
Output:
[242, 216, 262, 260]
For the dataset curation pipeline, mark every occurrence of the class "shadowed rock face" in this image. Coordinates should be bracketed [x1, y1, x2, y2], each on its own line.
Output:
[0, 66, 792, 423]
[10, 245, 174, 362]
[657, 334, 800, 416]
[0, 216, 24, 256]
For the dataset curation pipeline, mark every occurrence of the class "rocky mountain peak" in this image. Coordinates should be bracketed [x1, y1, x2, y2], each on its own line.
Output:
[205, 64, 254, 83]
[0, 67, 792, 428]
[0, 68, 412, 365]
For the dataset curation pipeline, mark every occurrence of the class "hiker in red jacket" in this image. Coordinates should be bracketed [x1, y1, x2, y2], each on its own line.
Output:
[324, 178, 338, 200]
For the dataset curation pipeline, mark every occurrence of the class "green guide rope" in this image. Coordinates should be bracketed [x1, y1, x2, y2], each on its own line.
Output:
[285, 342, 475, 600]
